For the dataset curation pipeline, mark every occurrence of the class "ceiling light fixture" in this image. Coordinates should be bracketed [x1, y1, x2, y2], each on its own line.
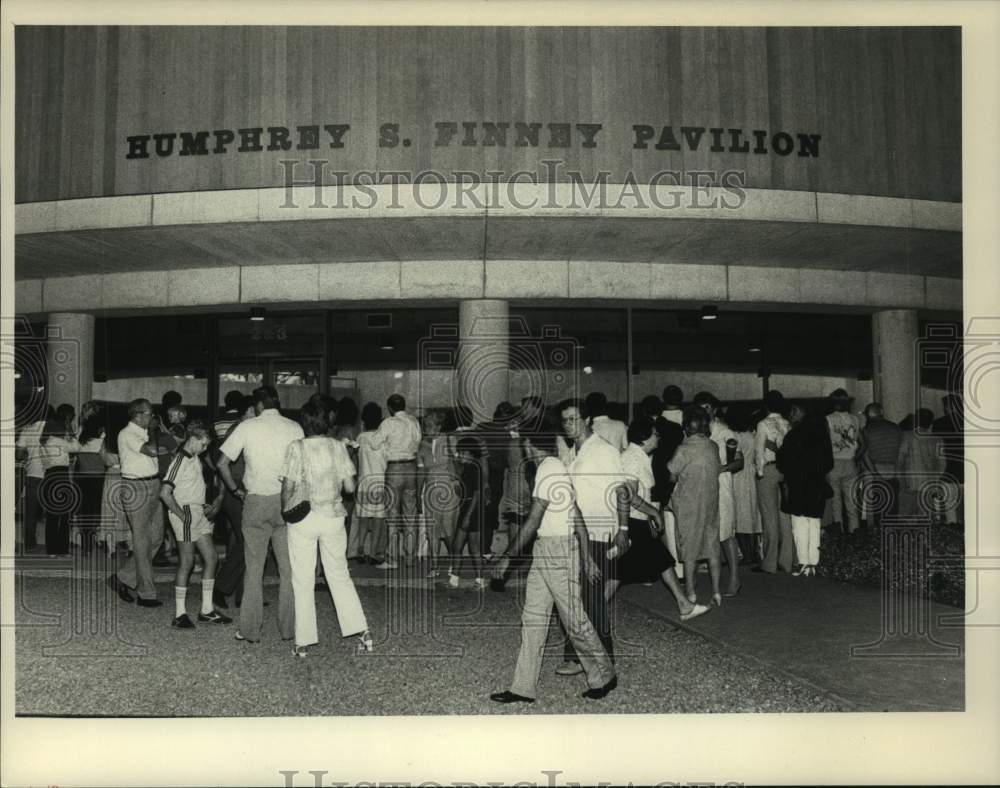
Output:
[249, 307, 266, 322]
[701, 305, 718, 321]
[380, 335, 396, 351]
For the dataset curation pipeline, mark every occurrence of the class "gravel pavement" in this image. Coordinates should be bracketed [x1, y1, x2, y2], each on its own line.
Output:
[15, 575, 844, 716]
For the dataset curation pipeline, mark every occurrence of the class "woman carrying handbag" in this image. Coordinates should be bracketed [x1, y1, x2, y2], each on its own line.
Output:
[281, 399, 373, 658]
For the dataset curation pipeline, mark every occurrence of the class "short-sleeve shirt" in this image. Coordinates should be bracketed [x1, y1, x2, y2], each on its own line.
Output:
[370, 411, 422, 461]
[755, 412, 791, 472]
[220, 409, 304, 496]
[281, 436, 355, 517]
[162, 449, 206, 506]
[827, 411, 861, 460]
[620, 443, 655, 521]
[533, 455, 575, 538]
[592, 416, 628, 453]
[118, 420, 159, 479]
[569, 433, 628, 542]
[17, 420, 46, 478]
[40, 435, 81, 470]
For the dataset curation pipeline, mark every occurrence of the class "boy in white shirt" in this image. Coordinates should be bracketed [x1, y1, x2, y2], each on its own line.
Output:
[160, 421, 230, 629]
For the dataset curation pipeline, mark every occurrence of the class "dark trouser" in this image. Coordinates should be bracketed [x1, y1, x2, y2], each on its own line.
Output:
[42, 466, 76, 555]
[22, 475, 42, 549]
[483, 470, 504, 556]
[564, 539, 615, 665]
[76, 472, 105, 552]
[214, 491, 245, 603]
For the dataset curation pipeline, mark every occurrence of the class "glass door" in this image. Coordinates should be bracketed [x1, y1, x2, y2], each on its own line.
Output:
[217, 358, 321, 412]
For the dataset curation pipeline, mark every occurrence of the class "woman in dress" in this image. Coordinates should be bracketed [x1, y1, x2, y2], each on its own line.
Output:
[666, 407, 722, 606]
[355, 402, 391, 568]
[39, 405, 81, 556]
[75, 409, 111, 554]
[282, 399, 373, 657]
[777, 403, 835, 576]
[613, 418, 710, 621]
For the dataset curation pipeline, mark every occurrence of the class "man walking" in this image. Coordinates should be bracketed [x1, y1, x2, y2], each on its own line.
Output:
[369, 394, 422, 565]
[218, 386, 303, 642]
[490, 422, 617, 704]
[555, 398, 631, 676]
[110, 399, 171, 606]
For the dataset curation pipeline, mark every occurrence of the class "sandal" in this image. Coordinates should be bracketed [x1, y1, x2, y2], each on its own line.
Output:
[357, 630, 374, 653]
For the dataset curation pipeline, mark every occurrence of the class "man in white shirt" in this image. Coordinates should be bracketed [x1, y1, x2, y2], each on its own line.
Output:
[754, 390, 793, 574]
[218, 386, 304, 643]
[112, 399, 171, 606]
[825, 389, 861, 534]
[16, 410, 50, 552]
[585, 391, 627, 452]
[555, 398, 630, 677]
[368, 393, 422, 564]
[489, 422, 617, 704]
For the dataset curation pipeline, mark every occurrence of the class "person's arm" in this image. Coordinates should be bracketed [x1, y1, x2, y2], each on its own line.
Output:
[492, 496, 548, 578]
[572, 503, 601, 583]
[217, 455, 245, 500]
[340, 446, 357, 495]
[625, 479, 664, 532]
[367, 418, 392, 451]
[754, 424, 767, 476]
[611, 482, 631, 557]
[159, 475, 189, 522]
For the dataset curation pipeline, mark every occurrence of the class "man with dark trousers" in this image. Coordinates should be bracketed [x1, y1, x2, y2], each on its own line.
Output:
[212, 395, 254, 610]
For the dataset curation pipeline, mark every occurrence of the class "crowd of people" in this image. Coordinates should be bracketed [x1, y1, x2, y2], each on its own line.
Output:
[14, 381, 964, 695]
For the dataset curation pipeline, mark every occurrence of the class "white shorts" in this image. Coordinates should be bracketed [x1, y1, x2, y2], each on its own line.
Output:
[168, 505, 213, 543]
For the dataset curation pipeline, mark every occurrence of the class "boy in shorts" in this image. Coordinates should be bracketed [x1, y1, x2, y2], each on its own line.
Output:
[160, 420, 232, 629]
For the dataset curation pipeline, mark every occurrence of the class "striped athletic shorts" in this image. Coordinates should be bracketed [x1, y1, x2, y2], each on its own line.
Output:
[167, 505, 213, 543]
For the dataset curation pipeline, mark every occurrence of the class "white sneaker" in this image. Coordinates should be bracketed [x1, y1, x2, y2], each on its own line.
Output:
[473, 577, 487, 589]
[375, 561, 398, 570]
[448, 572, 460, 588]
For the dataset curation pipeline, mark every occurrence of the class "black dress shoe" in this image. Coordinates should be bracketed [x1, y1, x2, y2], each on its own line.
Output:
[171, 614, 196, 629]
[105, 575, 134, 603]
[582, 675, 618, 700]
[136, 597, 163, 608]
[490, 691, 535, 704]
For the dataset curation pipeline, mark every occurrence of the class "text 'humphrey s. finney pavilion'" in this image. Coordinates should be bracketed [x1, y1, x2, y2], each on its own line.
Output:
[125, 121, 822, 158]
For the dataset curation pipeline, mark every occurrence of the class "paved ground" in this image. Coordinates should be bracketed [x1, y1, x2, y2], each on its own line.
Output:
[12, 553, 963, 715]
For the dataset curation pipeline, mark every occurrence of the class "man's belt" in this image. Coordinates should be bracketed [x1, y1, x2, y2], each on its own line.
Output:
[387, 458, 417, 465]
[122, 474, 160, 481]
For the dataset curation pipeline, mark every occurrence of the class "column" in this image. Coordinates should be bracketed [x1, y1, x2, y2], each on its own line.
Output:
[457, 299, 509, 424]
[872, 309, 918, 423]
[46, 313, 95, 414]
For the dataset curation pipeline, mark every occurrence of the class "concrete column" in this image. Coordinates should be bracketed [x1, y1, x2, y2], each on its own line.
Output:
[457, 299, 509, 424]
[872, 309, 918, 423]
[46, 313, 94, 414]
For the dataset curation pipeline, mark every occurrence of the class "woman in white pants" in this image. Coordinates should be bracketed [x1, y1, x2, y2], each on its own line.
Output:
[282, 399, 373, 657]
[776, 404, 834, 577]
